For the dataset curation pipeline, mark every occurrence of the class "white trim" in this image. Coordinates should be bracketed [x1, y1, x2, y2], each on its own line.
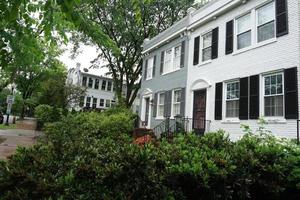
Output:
[171, 89, 182, 118]
[223, 80, 240, 120]
[141, 94, 153, 129]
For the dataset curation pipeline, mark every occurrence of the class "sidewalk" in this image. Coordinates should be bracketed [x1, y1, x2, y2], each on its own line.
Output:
[0, 129, 40, 160]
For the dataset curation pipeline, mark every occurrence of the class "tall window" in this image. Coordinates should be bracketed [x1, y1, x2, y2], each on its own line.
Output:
[163, 49, 173, 74]
[79, 96, 85, 107]
[157, 93, 165, 117]
[226, 81, 240, 118]
[257, 2, 275, 43]
[95, 79, 99, 89]
[105, 99, 111, 108]
[88, 78, 93, 88]
[172, 90, 181, 116]
[146, 57, 154, 80]
[99, 99, 104, 107]
[92, 98, 97, 108]
[264, 73, 284, 116]
[86, 97, 91, 107]
[82, 76, 87, 87]
[101, 80, 107, 90]
[237, 13, 251, 49]
[174, 45, 181, 70]
[202, 31, 212, 62]
[107, 81, 112, 91]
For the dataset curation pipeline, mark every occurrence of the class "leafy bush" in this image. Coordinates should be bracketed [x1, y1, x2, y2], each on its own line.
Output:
[34, 104, 63, 129]
[0, 111, 299, 199]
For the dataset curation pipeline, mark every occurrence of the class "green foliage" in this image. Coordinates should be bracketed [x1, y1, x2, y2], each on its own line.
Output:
[34, 104, 63, 129]
[0, 111, 299, 199]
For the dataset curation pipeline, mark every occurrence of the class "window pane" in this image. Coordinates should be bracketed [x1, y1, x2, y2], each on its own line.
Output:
[226, 100, 239, 118]
[265, 95, 283, 116]
[227, 82, 240, 100]
[257, 2, 275, 26]
[237, 13, 251, 34]
[146, 57, 154, 80]
[202, 47, 211, 62]
[203, 32, 212, 48]
[173, 104, 180, 116]
[174, 90, 181, 103]
[159, 93, 165, 104]
[258, 21, 275, 42]
[237, 31, 251, 49]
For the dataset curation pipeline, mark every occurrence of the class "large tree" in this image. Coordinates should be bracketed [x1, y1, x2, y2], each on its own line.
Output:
[62, 0, 206, 107]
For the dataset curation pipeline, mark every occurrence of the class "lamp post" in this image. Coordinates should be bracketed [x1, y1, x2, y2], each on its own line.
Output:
[5, 84, 15, 126]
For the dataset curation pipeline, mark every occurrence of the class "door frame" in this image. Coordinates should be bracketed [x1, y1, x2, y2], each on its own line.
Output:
[192, 89, 207, 135]
[141, 94, 152, 129]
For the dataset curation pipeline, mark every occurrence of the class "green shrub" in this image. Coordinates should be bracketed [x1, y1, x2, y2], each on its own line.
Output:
[34, 104, 63, 129]
[0, 111, 299, 199]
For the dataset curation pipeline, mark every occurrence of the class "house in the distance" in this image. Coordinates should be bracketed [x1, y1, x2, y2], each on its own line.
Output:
[139, 0, 300, 140]
[67, 65, 116, 111]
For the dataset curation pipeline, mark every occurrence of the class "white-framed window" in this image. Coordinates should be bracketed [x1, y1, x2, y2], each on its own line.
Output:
[225, 81, 240, 118]
[172, 89, 181, 117]
[263, 73, 284, 117]
[146, 57, 154, 80]
[256, 1, 275, 43]
[157, 92, 165, 117]
[92, 98, 97, 108]
[236, 13, 252, 50]
[174, 45, 181, 70]
[202, 31, 212, 62]
[107, 81, 112, 91]
[86, 97, 91, 108]
[101, 80, 107, 90]
[105, 99, 111, 108]
[163, 44, 182, 74]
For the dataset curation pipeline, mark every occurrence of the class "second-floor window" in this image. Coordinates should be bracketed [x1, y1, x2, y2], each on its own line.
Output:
[202, 31, 212, 62]
[264, 73, 283, 117]
[226, 81, 240, 118]
[88, 78, 93, 88]
[101, 80, 107, 90]
[256, 1, 275, 43]
[157, 92, 165, 117]
[162, 44, 181, 74]
[236, 13, 251, 50]
[146, 57, 154, 80]
[107, 81, 112, 91]
[95, 79, 99, 89]
[172, 89, 181, 117]
[82, 76, 87, 87]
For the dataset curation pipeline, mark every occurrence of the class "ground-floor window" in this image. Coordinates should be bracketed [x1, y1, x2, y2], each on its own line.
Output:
[86, 97, 91, 108]
[92, 98, 97, 108]
[99, 99, 104, 107]
[157, 92, 165, 117]
[264, 73, 284, 117]
[226, 81, 240, 118]
[172, 89, 181, 116]
[106, 99, 111, 108]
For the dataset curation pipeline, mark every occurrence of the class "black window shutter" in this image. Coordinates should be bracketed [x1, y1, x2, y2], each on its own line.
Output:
[193, 36, 200, 65]
[180, 41, 185, 68]
[160, 51, 164, 74]
[249, 75, 260, 119]
[153, 93, 158, 117]
[225, 20, 234, 55]
[164, 90, 172, 117]
[144, 59, 148, 80]
[180, 87, 186, 117]
[284, 67, 298, 119]
[215, 82, 223, 120]
[276, 0, 288, 37]
[211, 27, 219, 59]
[152, 55, 156, 77]
[239, 77, 249, 120]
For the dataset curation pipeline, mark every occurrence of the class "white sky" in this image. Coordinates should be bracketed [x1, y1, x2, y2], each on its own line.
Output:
[59, 44, 109, 76]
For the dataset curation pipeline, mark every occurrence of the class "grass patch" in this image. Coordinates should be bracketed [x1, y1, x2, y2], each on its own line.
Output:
[0, 124, 17, 130]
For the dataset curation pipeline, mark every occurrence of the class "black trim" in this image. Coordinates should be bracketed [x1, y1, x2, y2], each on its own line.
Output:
[276, 0, 288, 37]
[160, 51, 164, 74]
[193, 36, 200, 65]
[215, 82, 223, 120]
[211, 27, 219, 59]
[153, 55, 156, 77]
[225, 20, 234, 55]
[249, 75, 260, 119]
[239, 77, 249, 120]
[284, 67, 298, 119]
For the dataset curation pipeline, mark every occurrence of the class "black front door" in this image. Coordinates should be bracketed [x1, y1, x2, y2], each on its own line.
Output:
[193, 90, 207, 135]
[144, 98, 150, 126]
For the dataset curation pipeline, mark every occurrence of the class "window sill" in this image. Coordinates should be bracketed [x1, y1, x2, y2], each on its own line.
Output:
[232, 38, 277, 56]
[155, 117, 165, 120]
[145, 78, 153, 81]
[161, 68, 181, 76]
[264, 118, 286, 124]
[221, 118, 240, 124]
[196, 60, 212, 67]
